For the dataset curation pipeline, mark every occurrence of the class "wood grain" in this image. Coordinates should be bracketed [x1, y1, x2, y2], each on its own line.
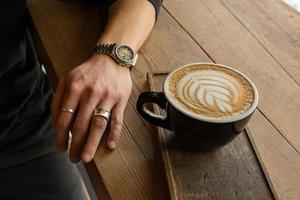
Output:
[28, 0, 109, 86]
[219, 0, 300, 84]
[27, 0, 300, 199]
[161, 1, 300, 199]
[253, 0, 300, 40]
[249, 112, 300, 200]
[148, 72, 273, 200]
[163, 0, 300, 160]
[84, 161, 110, 200]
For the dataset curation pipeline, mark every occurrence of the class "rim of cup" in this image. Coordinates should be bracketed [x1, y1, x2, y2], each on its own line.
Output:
[163, 62, 259, 123]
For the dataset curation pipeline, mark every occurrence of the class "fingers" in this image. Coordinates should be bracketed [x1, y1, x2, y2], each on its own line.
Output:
[79, 99, 116, 163]
[69, 88, 100, 163]
[50, 56, 132, 165]
[55, 83, 82, 152]
[106, 102, 126, 150]
[80, 111, 108, 162]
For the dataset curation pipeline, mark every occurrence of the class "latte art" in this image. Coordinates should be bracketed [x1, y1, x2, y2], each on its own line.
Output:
[167, 64, 255, 120]
[179, 71, 240, 114]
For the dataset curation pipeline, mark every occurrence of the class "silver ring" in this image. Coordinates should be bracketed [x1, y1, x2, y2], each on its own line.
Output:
[93, 108, 111, 121]
[61, 107, 75, 114]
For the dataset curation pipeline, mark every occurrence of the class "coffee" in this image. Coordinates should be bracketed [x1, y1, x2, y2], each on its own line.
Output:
[137, 62, 259, 151]
[166, 64, 255, 121]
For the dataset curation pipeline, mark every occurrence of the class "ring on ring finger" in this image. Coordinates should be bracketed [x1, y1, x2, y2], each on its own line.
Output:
[93, 108, 111, 121]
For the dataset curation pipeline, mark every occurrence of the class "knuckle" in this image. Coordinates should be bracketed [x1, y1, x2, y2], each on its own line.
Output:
[112, 125, 122, 135]
[112, 113, 124, 123]
[66, 72, 77, 82]
[119, 91, 129, 101]
[69, 82, 82, 94]
[107, 90, 118, 100]
[93, 117, 107, 129]
[111, 118, 123, 131]
[86, 85, 100, 97]
[109, 126, 122, 141]
[101, 89, 109, 99]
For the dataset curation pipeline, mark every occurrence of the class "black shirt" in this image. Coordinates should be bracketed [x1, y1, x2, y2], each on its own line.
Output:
[0, 0, 161, 170]
[0, 1, 56, 169]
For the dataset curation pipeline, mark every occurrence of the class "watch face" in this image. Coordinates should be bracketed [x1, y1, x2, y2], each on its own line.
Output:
[115, 45, 135, 62]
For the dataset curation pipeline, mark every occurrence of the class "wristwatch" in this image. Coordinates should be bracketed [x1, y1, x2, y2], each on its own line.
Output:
[91, 43, 138, 69]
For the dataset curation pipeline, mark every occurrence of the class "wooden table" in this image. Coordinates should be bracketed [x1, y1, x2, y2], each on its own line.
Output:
[27, 0, 300, 199]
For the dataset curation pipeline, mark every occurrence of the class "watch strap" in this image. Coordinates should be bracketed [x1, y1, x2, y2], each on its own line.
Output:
[91, 43, 137, 69]
[91, 43, 116, 55]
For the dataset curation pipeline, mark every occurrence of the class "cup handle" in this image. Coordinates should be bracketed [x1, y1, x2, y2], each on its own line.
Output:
[136, 92, 171, 130]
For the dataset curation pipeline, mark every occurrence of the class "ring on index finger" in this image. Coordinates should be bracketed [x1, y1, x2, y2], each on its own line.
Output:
[93, 108, 111, 121]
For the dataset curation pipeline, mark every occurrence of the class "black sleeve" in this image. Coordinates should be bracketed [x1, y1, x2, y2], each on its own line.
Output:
[106, 0, 162, 19]
[148, 0, 163, 19]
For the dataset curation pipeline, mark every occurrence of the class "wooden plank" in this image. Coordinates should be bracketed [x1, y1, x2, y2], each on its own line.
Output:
[163, 0, 300, 154]
[92, 115, 168, 199]
[139, 5, 300, 200]
[161, 1, 300, 199]
[218, 0, 300, 84]
[252, 0, 300, 41]
[27, 0, 108, 81]
[132, 7, 300, 199]
[84, 161, 110, 200]
[148, 72, 273, 200]
[249, 112, 300, 200]
[27, 0, 300, 198]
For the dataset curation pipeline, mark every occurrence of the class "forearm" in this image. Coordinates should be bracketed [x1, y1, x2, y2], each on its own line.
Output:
[98, 0, 157, 51]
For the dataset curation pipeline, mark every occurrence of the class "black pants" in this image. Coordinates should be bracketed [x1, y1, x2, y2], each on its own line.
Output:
[0, 152, 84, 200]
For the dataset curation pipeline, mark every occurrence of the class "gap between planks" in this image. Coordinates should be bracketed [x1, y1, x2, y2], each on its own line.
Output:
[218, 0, 300, 86]
[161, 4, 300, 155]
[162, 0, 300, 154]
[162, 1, 300, 86]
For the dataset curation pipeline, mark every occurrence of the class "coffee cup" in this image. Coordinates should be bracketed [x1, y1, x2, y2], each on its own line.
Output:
[136, 63, 258, 151]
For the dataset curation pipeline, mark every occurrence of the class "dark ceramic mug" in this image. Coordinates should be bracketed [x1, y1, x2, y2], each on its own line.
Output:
[136, 63, 259, 151]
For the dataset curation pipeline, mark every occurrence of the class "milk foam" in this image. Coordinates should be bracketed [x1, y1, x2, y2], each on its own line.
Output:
[167, 64, 255, 120]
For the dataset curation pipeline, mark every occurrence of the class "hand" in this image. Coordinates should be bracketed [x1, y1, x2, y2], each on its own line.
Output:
[51, 54, 132, 163]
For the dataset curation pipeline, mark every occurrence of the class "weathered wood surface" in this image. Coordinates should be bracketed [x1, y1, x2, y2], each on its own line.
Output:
[163, 0, 300, 153]
[148, 72, 273, 200]
[27, 0, 300, 199]
[163, 0, 300, 199]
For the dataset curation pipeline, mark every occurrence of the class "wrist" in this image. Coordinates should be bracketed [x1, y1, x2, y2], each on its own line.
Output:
[90, 53, 113, 64]
[91, 43, 138, 69]
[89, 53, 131, 73]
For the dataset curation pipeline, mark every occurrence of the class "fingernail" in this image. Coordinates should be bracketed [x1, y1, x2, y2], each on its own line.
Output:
[108, 140, 116, 150]
[82, 153, 91, 162]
